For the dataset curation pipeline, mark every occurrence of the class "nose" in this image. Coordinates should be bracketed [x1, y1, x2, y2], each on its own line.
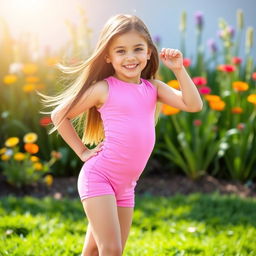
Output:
[125, 52, 136, 61]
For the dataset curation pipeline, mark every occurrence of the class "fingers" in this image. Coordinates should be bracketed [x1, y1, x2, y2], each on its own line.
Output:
[94, 142, 104, 155]
[160, 48, 181, 58]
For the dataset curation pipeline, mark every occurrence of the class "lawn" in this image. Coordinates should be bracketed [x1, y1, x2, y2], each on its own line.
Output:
[0, 192, 256, 255]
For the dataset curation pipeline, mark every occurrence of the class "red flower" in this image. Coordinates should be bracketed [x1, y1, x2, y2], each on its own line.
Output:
[217, 64, 236, 72]
[237, 123, 245, 131]
[183, 58, 191, 67]
[192, 77, 207, 86]
[232, 57, 242, 65]
[193, 119, 202, 126]
[199, 86, 211, 94]
[39, 116, 52, 126]
[252, 72, 256, 81]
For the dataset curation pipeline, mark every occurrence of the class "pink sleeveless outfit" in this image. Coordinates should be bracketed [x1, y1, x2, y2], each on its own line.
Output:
[77, 75, 157, 207]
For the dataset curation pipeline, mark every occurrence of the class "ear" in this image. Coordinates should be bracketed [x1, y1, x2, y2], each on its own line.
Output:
[105, 55, 111, 63]
[147, 49, 152, 60]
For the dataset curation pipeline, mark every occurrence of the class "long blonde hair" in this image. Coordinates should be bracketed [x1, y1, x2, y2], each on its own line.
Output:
[38, 14, 162, 147]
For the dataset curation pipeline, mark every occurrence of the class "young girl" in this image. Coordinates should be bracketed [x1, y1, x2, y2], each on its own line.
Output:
[39, 14, 203, 256]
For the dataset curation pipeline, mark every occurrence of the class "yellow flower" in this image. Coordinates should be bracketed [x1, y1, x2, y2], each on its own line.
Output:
[162, 104, 180, 115]
[30, 156, 40, 162]
[5, 137, 19, 147]
[167, 80, 180, 89]
[1, 154, 10, 161]
[25, 76, 39, 83]
[0, 148, 7, 155]
[3, 74, 17, 85]
[22, 84, 36, 92]
[232, 81, 249, 92]
[33, 162, 43, 170]
[247, 94, 256, 105]
[22, 64, 38, 75]
[44, 174, 53, 186]
[23, 132, 38, 143]
[14, 152, 26, 161]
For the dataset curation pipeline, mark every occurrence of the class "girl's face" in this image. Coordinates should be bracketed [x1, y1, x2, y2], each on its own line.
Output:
[105, 30, 152, 83]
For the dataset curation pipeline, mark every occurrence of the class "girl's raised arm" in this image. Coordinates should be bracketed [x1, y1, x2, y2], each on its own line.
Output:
[51, 81, 104, 160]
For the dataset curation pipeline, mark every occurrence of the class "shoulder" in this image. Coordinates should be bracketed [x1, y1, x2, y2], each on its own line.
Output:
[91, 79, 109, 108]
[89, 79, 110, 98]
[148, 79, 162, 90]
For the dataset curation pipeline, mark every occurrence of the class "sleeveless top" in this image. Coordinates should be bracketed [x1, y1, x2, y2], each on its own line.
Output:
[92, 75, 157, 184]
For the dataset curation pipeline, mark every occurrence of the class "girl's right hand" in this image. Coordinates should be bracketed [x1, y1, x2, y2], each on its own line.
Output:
[80, 142, 104, 162]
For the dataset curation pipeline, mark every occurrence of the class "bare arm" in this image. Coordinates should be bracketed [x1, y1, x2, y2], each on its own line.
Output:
[154, 48, 203, 112]
[51, 82, 104, 160]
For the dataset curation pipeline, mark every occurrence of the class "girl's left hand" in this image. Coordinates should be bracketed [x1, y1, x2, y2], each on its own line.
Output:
[159, 48, 183, 71]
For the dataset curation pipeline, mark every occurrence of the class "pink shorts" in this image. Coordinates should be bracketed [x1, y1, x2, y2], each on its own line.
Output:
[77, 165, 136, 208]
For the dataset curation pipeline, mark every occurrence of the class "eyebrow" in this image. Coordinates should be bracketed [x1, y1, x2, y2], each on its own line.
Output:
[113, 43, 145, 50]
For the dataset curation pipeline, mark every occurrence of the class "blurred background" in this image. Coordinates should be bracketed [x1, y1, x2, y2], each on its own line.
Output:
[0, 0, 255, 59]
[1, 2, 256, 254]
[0, 0, 255, 189]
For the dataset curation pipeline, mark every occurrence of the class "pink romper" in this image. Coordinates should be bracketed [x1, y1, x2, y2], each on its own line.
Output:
[77, 75, 157, 207]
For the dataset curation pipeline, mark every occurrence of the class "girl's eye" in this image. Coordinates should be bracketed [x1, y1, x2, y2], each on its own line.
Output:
[135, 48, 143, 51]
[116, 50, 125, 54]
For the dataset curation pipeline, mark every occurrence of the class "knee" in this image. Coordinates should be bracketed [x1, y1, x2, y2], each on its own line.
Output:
[99, 243, 122, 256]
[81, 246, 99, 256]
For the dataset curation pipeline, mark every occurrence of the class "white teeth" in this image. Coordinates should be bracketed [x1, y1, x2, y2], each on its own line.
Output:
[124, 64, 137, 69]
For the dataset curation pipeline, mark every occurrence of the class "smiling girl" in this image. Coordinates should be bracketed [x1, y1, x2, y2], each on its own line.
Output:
[39, 14, 203, 256]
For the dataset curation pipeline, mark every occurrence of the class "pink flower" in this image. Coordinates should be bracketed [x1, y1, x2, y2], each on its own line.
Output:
[193, 119, 202, 126]
[192, 77, 207, 86]
[237, 123, 245, 131]
[232, 57, 242, 65]
[199, 86, 211, 95]
[183, 58, 191, 67]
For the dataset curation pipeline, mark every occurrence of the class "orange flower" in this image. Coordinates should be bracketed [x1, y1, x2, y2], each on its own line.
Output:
[162, 104, 180, 115]
[247, 94, 256, 105]
[231, 107, 243, 114]
[167, 80, 180, 89]
[204, 95, 221, 102]
[39, 117, 52, 126]
[24, 143, 39, 154]
[209, 100, 226, 111]
[23, 84, 36, 92]
[232, 81, 249, 92]
[25, 76, 39, 83]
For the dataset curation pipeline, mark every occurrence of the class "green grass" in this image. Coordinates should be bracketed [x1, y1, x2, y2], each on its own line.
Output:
[0, 192, 256, 255]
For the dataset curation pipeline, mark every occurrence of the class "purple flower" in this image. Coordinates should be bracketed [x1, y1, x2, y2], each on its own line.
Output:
[227, 26, 235, 38]
[207, 39, 218, 53]
[194, 11, 204, 30]
[153, 35, 161, 46]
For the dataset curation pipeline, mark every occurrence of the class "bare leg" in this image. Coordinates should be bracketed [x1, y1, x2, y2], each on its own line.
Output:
[82, 195, 122, 256]
[81, 222, 99, 256]
[117, 206, 134, 253]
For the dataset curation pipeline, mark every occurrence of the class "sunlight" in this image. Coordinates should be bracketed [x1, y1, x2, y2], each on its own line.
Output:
[1, 0, 49, 33]
[9, 0, 45, 12]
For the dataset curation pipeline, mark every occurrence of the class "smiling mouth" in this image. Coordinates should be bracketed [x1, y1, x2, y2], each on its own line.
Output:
[123, 64, 139, 69]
